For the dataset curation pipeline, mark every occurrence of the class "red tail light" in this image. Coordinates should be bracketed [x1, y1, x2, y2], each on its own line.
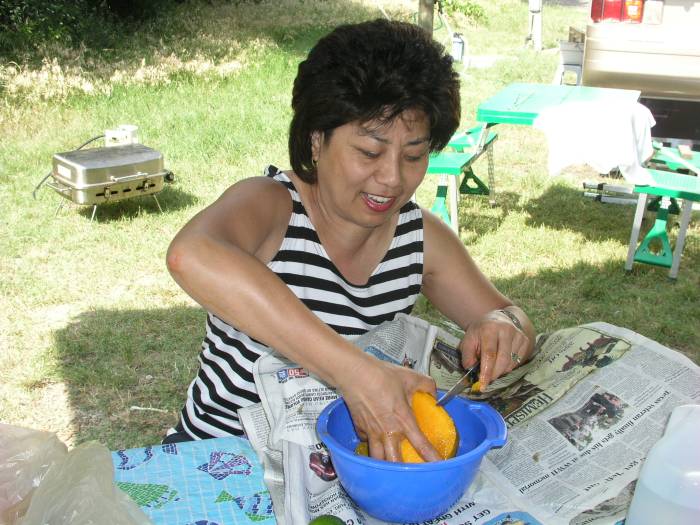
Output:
[591, 0, 623, 22]
[591, 0, 645, 22]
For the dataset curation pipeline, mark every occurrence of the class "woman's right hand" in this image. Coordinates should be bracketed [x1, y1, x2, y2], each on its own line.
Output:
[334, 354, 441, 463]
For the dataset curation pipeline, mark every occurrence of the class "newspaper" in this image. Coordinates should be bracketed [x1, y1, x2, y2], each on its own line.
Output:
[239, 314, 700, 525]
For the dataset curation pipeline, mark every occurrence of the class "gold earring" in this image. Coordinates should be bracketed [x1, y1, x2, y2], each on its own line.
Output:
[312, 158, 318, 168]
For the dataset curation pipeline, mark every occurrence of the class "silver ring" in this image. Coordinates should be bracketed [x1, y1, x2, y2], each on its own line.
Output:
[510, 352, 522, 365]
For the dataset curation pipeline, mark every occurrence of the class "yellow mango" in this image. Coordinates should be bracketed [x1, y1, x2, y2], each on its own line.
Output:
[355, 441, 369, 456]
[400, 391, 458, 463]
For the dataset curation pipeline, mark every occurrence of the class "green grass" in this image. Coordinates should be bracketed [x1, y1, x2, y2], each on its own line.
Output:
[1, 0, 698, 450]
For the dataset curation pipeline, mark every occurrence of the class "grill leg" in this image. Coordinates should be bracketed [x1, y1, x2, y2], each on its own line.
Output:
[54, 199, 66, 217]
[90, 204, 98, 222]
[153, 194, 164, 213]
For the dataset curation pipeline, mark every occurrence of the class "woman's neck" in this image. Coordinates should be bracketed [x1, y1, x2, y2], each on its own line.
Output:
[290, 172, 398, 286]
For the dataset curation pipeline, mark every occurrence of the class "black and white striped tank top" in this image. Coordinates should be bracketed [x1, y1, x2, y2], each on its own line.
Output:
[175, 166, 425, 439]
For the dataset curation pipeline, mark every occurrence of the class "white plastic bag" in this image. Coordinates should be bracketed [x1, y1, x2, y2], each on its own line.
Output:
[0, 424, 67, 525]
[0, 424, 153, 525]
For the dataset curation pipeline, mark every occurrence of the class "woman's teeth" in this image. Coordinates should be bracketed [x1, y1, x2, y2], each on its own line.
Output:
[366, 193, 390, 204]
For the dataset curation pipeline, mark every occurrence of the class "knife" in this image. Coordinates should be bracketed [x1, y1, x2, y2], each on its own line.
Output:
[435, 362, 480, 407]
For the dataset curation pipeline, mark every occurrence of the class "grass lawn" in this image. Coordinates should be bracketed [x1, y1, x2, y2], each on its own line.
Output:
[1, 0, 698, 450]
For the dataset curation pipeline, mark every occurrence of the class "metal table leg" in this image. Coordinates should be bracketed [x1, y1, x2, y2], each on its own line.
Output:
[487, 144, 496, 206]
[448, 175, 459, 234]
[669, 199, 694, 280]
[473, 122, 497, 206]
[625, 193, 648, 272]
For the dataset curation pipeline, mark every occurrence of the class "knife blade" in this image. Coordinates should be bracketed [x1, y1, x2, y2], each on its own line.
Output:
[435, 362, 480, 407]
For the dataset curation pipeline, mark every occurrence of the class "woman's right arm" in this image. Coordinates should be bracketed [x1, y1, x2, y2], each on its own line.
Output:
[166, 177, 439, 462]
[166, 176, 352, 381]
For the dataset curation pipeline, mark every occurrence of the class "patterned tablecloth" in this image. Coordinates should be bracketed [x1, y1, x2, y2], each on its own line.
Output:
[112, 437, 274, 525]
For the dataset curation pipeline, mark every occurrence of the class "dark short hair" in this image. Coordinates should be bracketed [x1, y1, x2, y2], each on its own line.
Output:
[289, 19, 461, 183]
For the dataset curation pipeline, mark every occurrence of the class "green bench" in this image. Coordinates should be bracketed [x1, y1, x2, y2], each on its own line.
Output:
[426, 126, 498, 232]
[648, 142, 700, 176]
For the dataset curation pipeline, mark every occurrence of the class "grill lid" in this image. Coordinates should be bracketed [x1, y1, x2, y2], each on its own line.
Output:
[52, 143, 164, 189]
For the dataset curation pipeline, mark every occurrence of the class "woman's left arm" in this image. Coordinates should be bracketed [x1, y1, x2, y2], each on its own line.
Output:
[421, 210, 536, 388]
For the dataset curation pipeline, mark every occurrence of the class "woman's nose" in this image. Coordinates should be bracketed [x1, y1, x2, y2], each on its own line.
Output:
[374, 152, 402, 188]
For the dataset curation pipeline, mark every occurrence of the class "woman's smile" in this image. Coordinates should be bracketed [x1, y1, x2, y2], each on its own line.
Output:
[362, 192, 396, 212]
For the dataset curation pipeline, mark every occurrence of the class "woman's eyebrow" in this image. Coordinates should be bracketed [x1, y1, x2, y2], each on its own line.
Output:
[405, 136, 430, 146]
[357, 127, 390, 143]
[358, 127, 430, 146]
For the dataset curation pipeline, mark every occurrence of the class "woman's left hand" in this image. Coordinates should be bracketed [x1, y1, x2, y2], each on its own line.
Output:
[459, 309, 533, 389]
[421, 213, 536, 390]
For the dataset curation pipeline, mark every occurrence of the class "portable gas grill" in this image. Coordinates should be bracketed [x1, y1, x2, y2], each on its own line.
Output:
[36, 128, 174, 220]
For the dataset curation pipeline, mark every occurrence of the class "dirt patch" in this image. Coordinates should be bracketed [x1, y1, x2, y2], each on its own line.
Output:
[1, 381, 77, 447]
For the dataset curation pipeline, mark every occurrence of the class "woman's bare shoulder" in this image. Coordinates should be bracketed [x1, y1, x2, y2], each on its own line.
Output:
[187, 174, 293, 260]
[216, 173, 291, 215]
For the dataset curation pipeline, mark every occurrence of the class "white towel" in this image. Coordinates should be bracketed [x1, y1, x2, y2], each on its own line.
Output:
[533, 100, 656, 185]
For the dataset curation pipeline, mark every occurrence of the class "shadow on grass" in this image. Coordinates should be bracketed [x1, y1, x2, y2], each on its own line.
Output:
[417, 258, 700, 362]
[492, 258, 699, 360]
[456, 190, 523, 238]
[523, 184, 638, 244]
[52, 305, 206, 450]
[74, 185, 198, 222]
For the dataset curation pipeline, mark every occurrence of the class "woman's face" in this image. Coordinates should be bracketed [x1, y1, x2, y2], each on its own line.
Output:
[311, 109, 431, 229]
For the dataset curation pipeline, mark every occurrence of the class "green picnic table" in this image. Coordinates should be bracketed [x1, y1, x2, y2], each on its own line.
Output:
[428, 82, 700, 278]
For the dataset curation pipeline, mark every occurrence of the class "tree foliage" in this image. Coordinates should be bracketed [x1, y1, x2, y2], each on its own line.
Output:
[0, 0, 181, 56]
[440, 0, 487, 25]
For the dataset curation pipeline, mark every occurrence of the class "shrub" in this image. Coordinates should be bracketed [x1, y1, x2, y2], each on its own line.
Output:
[0, 0, 94, 51]
[101, 0, 182, 22]
[441, 0, 488, 25]
[0, 0, 183, 57]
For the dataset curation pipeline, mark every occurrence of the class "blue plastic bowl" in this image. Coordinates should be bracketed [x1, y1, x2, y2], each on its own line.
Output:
[316, 392, 507, 523]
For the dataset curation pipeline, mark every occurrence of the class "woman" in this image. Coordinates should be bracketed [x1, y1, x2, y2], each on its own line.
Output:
[165, 19, 535, 462]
